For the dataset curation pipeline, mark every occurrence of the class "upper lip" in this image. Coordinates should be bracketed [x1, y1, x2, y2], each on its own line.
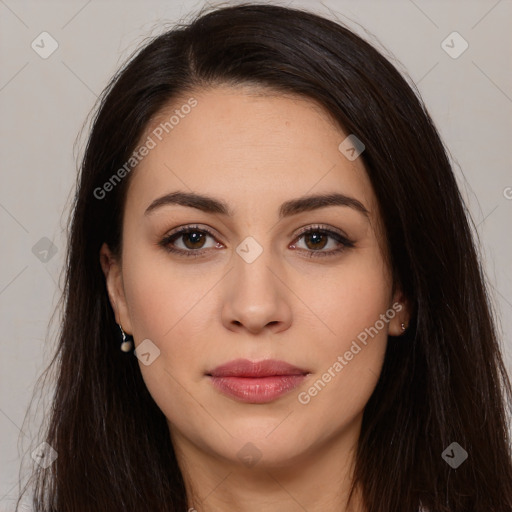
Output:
[207, 358, 310, 378]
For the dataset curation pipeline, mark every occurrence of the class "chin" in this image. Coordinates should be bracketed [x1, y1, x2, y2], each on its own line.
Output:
[219, 427, 314, 469]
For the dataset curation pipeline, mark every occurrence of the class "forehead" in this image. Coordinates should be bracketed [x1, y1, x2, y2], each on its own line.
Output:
[125, 85, 376, 220]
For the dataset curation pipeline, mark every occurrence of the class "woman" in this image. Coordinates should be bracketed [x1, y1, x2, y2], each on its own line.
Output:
[18, 2, 512, 511]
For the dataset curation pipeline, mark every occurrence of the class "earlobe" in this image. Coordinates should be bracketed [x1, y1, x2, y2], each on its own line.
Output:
[389, 289, 410, 337]
[99, 242, 133, 334]
[389, 307, 409, 336]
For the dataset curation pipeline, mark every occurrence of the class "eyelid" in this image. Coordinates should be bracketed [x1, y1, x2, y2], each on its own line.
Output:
[159, 223, 354, 257]
[164, 223, 219, 239]
[163, 223, 350, 243]
[289, 224, 355, 257]
[292, 223, 351, 241]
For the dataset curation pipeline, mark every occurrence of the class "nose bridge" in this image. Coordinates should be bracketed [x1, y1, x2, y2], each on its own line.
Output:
[232, 233, 280, 298]
[221, 233, 292, 333]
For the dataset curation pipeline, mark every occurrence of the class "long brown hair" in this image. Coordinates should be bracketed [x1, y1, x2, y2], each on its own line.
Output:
[18, 3, 512, 511]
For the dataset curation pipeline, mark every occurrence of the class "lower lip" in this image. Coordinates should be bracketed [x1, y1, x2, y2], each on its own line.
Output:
[209, 375, 308, 403]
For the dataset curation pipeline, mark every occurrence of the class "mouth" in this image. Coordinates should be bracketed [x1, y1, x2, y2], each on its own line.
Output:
[206, 359, 310, 403]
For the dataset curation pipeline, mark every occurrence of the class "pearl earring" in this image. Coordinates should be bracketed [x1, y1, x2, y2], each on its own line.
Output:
[118, 324, 134, 352]
[401, 322, 407, 332]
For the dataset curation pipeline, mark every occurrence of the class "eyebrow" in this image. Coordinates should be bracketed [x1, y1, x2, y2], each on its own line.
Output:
[144, 191, 370, 219]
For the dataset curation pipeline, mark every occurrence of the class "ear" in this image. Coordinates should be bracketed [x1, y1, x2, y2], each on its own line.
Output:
[388, 287, 411, 337]
[99, 242, 133, 334]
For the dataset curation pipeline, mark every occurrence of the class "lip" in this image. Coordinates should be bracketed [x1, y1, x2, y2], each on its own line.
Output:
[207, 359, 310, 403]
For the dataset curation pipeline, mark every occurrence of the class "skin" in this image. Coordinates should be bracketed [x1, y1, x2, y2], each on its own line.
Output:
[100, 85, 409, 512]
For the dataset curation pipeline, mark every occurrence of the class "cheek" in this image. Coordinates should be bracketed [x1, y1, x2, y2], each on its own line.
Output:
[120, 254, 211, 425]
[122, 230, 391, 387]
[121, 248, 218, 385]
[122, 234, 392, 362]
[292, 276, 391, 444]
[122, 242, 209, 338]
[293, 249, 391, 409]
[293, 247, 391, 342]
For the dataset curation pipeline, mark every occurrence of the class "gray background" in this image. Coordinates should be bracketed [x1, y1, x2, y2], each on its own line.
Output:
[1, 0, 511, 508]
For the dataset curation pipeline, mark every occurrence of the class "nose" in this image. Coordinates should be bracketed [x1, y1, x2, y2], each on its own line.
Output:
[221, 245, 293, 335]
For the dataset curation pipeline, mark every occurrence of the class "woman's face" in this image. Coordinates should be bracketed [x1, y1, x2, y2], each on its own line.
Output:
[101, 85, 408, 469]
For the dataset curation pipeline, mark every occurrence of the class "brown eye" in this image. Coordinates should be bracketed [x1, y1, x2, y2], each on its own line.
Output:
[181, 231, 207, 250]
[303, 231, 329, 251]
[159, 225, 222, 257]
[291, 226, 355, 258]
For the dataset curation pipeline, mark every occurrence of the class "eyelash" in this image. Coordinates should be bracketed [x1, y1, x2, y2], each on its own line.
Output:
[158, 224, 355, 259]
